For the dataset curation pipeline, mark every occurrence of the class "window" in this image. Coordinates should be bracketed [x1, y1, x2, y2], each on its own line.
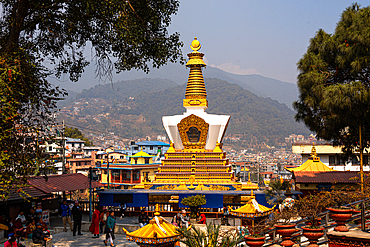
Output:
[120, 156, 124, 159]
[145, 158, 150, 164]
[329, 156, 335, 165]
[49, 146, 52, 151]
[364, 155, 369, 165]
[186, 127, 200, 143]
[72, 143, 75, 147]
[150, 146, 153, 150]
[134, 147, 139, 150]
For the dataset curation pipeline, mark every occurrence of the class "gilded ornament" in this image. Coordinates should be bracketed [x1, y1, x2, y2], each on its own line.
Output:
[177, 114, 209, 149]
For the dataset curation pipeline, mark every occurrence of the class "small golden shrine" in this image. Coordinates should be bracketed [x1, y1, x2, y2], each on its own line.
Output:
[230, 190, 274, 219]
[286, 144, 334, 172]
[122, 204, 180, 247]
[134, 38, 257, 191]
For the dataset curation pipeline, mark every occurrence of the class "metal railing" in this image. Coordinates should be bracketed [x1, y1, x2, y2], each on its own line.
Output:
[259, 198, 370, 246]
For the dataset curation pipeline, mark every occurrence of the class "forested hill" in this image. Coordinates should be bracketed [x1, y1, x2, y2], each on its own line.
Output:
[135, 78, 309, 142]
[59, 78, 309, 144]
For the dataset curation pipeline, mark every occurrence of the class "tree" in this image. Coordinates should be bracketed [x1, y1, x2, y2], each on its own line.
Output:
[65, 127, 93, 146]
[265, 179, 290, 205]
[0, 0, 183, 199]
[294, 4, 370, 190]
[181, 194, 206, 218]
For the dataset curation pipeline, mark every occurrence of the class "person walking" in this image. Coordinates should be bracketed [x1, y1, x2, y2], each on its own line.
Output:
[119, 203, 126, 218]
[72, 200, 83, 236]
[104, 211, 116, 247]
[100, 207, 109, 234]
[179, 210, 189, 228]
[89, 207, 100, 238]
[61, 200, 73, 232]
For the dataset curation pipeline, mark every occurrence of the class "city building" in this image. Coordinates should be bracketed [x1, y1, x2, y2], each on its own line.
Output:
[98, 150, 160, 189]
[292, 143, 370, 171]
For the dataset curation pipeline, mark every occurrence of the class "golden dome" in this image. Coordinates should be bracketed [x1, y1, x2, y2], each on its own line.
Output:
[123, 204, 180, 245]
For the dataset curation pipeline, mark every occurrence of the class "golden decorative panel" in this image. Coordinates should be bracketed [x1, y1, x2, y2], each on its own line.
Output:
[177, 114, 209, 149]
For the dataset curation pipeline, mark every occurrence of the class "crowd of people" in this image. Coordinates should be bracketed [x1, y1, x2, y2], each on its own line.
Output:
[2, 211, 52, 247]
[2, 203, 210, 247]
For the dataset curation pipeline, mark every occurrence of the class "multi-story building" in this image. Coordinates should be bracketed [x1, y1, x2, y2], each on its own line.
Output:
[125, 141, 170, 161]
[292, 143, 370, 171]
[97, 150, 160, 189]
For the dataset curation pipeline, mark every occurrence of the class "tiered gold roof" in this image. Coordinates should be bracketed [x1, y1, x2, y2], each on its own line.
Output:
[123, 204, 180, 246]
[183, 37, 208, 108]
[286, 144, 334, 172]
[230, 191, 274, 219]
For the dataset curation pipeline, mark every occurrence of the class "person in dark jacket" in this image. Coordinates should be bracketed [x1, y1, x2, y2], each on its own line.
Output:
[138, 209, 149, 228]
[32, 223, 46, 247]
[72, 200, 83, 236]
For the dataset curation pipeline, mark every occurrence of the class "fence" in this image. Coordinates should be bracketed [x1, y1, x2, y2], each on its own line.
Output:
[261, 198, 370, 246]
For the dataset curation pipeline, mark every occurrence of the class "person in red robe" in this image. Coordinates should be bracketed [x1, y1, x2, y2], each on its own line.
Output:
[89, 207, 101, 238]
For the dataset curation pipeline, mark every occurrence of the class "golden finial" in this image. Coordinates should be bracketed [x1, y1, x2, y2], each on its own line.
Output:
[310, 143, 317, 157]
[190, 37, 201, 51]
[154, 204, 160, 216]
[183, 37, 207, 108]
[250, 189, 255, 199]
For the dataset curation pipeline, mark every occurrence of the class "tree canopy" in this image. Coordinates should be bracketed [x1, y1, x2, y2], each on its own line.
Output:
[294, 3, 370, 158]
[0, 0, 183, 199]
[65, 127, 93, 146]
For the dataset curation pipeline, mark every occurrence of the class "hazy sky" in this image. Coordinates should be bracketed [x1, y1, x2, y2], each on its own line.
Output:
[167, 1, 365, 84]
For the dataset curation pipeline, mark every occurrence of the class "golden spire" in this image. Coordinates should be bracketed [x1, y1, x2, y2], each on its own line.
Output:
[183, 37, 208, 108]
[310, 143, 317, 157]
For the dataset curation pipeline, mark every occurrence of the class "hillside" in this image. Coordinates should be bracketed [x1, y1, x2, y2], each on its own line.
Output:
[51, 63, 298, 109]
[58, 78, 309, 145]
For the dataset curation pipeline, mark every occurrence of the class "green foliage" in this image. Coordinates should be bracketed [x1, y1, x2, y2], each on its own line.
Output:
[65, 127, 93, 146]
[0, 0, 182, 200]
[265, 179, 291, 205]
[181, 195, 207, 207]
[0, 47, 66, 200]
[176, 223, 242, 247]
[294, 3, 370, 158]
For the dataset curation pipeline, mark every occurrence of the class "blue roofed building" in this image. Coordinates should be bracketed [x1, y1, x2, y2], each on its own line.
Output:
[126, 141, 170, 161]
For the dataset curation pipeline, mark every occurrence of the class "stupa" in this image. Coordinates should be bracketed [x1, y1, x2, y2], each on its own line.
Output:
[135, 38, 255, 191]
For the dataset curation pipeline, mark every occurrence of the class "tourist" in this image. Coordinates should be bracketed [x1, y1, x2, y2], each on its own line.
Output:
[32, 223, 47, 247]
[15, 212, 26, 225]
[26, 208, 38, 225]
[89, 207, 100, 238]
[119, 202, 126, 218]
[104, 211, 116, 247]
[171, 213, 180, 227]
[61, 200, 73, 232]
[38, 218, 47, 230]
[138, 209, 149, 228]
[72, 200, 83, 236]
[26, 219, 36, 239]
[4, 233, 17, 247]
[100, 207, 109, 234]
[13, 217, 25, 243]
[197, 212, 206, 224]
[179, 210, 189, 228]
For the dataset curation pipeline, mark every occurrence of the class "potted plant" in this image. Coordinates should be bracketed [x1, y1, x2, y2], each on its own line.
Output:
[295, 193, 327, 247]
[274, 207, 300, 247]
[244, 221, 267, 247]
[180, 194, 206, 220]
[323, 189, 354, 232]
